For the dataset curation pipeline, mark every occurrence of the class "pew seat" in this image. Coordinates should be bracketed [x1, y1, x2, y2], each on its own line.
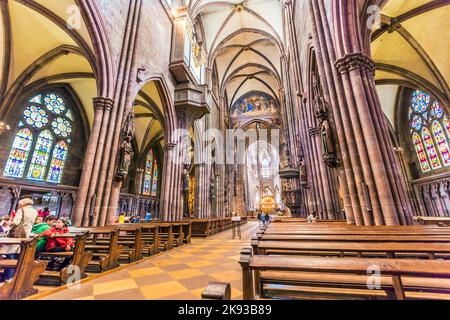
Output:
[0, 238, 47, 300]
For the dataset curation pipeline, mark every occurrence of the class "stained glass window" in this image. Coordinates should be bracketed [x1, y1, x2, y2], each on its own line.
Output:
[47, 141, 69, 183]
[412, 133, 430, 173]
[52, 118, 72, 138]
[421, 127, 441, 170]
[27, 131, 53, 181]
[3, 129, 34, 178]
[409, 90, 449, 173]
[151, 161, 158, 197]
[444, 117, 450, 140]
[412, 90, 430, 113]
[44, 93, 66, 114]
[3, 90, 74, 184]
[142, 149, 159, 197]
[143, 150, 154, 196]
[432, 121, 450, 167]
[24, 106, 49, 128]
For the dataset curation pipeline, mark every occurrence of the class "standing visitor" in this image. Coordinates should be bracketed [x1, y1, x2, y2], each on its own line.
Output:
[2, 198, 38, 280]
[231, 212, 242, 240]
[257, 211, 263, 227]
[38, 207, 50, 219]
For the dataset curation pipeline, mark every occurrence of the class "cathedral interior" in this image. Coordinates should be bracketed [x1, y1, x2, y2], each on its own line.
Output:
[0, 0, 450, 302]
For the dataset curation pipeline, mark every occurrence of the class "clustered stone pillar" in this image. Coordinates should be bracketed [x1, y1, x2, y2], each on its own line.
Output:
[308, 0, 413, 225]
[160, 142, 184, 221]
[73, 0, 144, 226]
[72, 97, 114, 226]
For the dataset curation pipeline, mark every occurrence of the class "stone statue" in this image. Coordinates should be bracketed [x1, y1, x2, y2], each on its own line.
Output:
[183, 165, 191, 194]
[116, 135, 134, 181]
[123, 110, 135, 139]
[321, 120, 334, 155]
[116, 110, 135, 181]
[299, 158, 307, 186]
[209, 176, 216, 200]
[321, 119, 340, 168]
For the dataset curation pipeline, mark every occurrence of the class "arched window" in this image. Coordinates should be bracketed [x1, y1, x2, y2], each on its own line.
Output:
[27, 130, 53, 181]
[4, 128, 34, 178]
[409, 90, 449, 172]
[142, 149, 159, 197]
[3, 92, 74, 183]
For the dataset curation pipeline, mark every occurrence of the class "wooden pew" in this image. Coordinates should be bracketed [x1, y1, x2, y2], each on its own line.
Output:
[258, 233, 450, 243]
[239, 249, 450, 300]
[70, 227, 123, 272]
[415, 216, 450, 226]
[36, 232, 93, 286]
[191, 219, 211, 237]
[252, 240, 450, 259]
[182, 221, 192, 244]
[0, 238, 47, 300]
[272, 217, 347, 224]
[99, 225, 144, 263]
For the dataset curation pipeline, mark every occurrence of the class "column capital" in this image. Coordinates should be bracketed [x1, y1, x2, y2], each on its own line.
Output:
[335, 53, 375, 75]
[163, 142, 177, 152]
[282, 0, 292, 7]
[93, 97, 114, 111]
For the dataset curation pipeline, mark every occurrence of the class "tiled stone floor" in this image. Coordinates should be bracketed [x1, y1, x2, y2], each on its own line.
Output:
[34, 221, 260, 300]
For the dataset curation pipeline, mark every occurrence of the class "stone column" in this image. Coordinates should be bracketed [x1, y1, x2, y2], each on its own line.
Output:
[72, 97, 113, 226]
[160, 142, 183, 221]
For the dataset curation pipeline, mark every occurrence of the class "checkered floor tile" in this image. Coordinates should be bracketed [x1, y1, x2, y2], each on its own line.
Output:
[35, 221, 259, 300]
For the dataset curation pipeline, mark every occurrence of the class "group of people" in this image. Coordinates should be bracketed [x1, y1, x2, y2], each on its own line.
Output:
[116, 211, 153, 224]
[257, 211, 272, 226]
[0, 198, 74, 282]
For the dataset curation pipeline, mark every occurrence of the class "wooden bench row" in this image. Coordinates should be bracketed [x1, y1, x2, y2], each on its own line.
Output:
[238, 219, 450, 300]
[190, 217, 247, 237]
[0, 220, 193, 299]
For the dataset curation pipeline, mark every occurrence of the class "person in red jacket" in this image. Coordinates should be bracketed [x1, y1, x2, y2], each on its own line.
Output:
[42, 219, 74, 270]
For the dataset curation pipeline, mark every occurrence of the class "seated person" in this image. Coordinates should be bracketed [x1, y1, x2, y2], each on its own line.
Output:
[42, 219, 74, 270]
[145, 212, 153, 222]
[60, 213, 72, 227]
[32, 215, 57, 253]
[0, 216, 12, 281]
[131, 215, 141, 223]
[0, 216, 11, 236]
[307, 212, 317, 223]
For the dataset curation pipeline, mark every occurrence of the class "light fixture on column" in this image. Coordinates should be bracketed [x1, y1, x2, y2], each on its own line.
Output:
[0, 121, 11, 136]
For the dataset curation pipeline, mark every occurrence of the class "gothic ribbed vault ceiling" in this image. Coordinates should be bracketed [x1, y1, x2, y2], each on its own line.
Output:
[373, 0, 449, 130]
[190, 0, 284, 108]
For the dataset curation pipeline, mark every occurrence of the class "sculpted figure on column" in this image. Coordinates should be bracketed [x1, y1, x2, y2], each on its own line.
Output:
[116, 111, 135, 181]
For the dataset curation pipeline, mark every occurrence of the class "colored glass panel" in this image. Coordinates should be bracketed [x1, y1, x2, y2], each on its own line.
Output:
[143, 150, 154, 196]
[151, 161, 158, 197]
[27, 130, 53, 181]
[3, 129, 33, 178]
[421, 127, 441, 170]
[44, 94, 66, 114]
[29, 95, 42, 104]
[24, 106, 49, 128]
[411, 115, 422, 131]
[444, 117, 450, 140]
[47, 141, 68, 183]
[412, 90, 430, 113]
[412, 133, 430, 173]
[431, 101, 443, 119]
[432, 121, 450, 167]
[52, 118, 72, 138]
